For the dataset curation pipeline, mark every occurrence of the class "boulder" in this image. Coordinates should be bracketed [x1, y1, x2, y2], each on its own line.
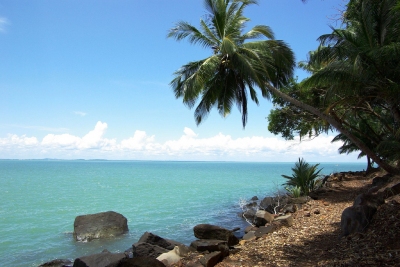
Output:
[242, 231, 256, 241]
[244, 225, 257, 233]
[137, 232, 185, 251]
[115, 257, 165, 267]
[73, 211, 128, 242]
[251, 196, 259, 201]
[39, 259, 72, 267]
[254, 225, 277, 237]
[253, 210, 274, 227]
[341, 193, 384, 236]
[132, 242, 169, 258]
[274, 215, 294, 227]
[372, 174, 392, 187]
[193, 224, 239, 247]
[281, 204, 298, 213]
[190, 239, 229, 255]
[73, 249, 126, 267]
[199, 251, 223, 267]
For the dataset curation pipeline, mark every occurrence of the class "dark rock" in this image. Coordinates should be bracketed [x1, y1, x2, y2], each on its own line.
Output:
[193, 224, 239, 247]
[274, 215, 294, 227]
[251, 196, 259, 201]
[190, 239, 229, 255]
[73, 211, 128, 242]
[115, 257, 165, 267]
[242, 209, 256, 220]
[372, 174, 392, 187]
[242, 231, 256, 241]
[244, 225, 257, 233]
[381, 182, 400, 198]
[253, 210, 274, 227]
[132, 242, 169, 258]
[341, 193, 385, 236]
[281, 204, 297, 213]
[353, 193, 384, 207]
[341, 205, 377, 236]
[254, 225, 277, 237]
[244, 202, 257, 209]
[137, 232, 185, 250]
[199, 251, 223, 267]
[73, 249, 126, 267]
[39, 259, 72, 267]
[259, 197, 274, 209]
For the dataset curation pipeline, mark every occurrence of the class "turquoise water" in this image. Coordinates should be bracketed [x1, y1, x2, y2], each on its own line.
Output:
[0, 160, 365, 267]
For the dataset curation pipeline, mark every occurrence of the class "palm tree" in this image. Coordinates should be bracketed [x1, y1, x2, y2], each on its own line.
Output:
[169, 0, 400, 174]
[168, 0, 295, 128]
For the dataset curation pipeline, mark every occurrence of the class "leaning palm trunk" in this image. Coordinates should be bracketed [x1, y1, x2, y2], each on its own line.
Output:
[266, 84, 400, 175]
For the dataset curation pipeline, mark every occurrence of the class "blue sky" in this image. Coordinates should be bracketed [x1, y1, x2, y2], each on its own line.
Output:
[0, 0, 360, 162]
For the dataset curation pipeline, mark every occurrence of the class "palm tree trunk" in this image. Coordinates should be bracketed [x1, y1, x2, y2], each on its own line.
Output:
[266, 84, 400, 175]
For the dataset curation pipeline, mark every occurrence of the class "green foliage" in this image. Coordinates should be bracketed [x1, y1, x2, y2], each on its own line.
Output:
[282, 158, 323, 196]
[286, 186, 302, 198]
[168, 0, 295, 128]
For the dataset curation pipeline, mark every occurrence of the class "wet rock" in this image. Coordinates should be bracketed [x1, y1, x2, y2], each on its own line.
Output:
[193, 224, 239, 247]
[73, 249, 126, 267]
[73, 211, 128, 242]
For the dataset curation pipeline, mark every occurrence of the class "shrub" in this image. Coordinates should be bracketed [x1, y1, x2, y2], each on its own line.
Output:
[282, 158, 323, 196]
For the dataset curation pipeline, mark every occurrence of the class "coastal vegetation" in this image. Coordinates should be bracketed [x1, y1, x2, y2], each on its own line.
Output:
[281, 158, 322, 197]
[168, 0, 400, 174]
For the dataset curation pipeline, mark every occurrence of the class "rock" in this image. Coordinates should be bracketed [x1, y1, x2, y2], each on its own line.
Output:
[259, 197, 274, 210]
[132, 242, 169, 258]
[341, 193, 384, 236]
[73, 211, 128, 242]
[254, 210, 274, 227]
[244, 201, 257, 210]
[314, 209, 321, 214]
[137, 232, 186, 251]
[353, 193, 384, 207]
[156, 246, 182, 266]
[251, 196, 259, 201]
[274, 215, 294, 227]
[372, 174, 392, 187]
[115, 257, 166, 267]
[381, 182, 400, 198]
[199, 251, 223, 267]
[244, 225, 257, 233]
[73, 249, 126, 267]
[242, 209, 256, 220]
[193, 224, 239, 247]
[242, 231, 256, 241]
[308, 191, 319, 200]
[254, 225, 277, 237]
[281, 204, 297, 213]
[341, 205, 377, 236]
[39, 259, 73, 267]
[190, 239, 229, 255]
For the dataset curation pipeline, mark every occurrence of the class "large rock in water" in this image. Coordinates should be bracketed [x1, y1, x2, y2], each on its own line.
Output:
[73, 211, 128, 242]
[193, 224, 239, 247]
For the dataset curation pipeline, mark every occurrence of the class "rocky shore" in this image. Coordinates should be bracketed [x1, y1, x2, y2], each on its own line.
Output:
[40, 170, 400, 267]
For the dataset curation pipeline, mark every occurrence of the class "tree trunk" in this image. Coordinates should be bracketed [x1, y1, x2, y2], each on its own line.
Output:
[266, 84, 400, 175]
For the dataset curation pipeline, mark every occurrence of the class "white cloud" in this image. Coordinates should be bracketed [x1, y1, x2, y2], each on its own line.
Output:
[0, 121, 358, 161]
[0, 17, 9, 33]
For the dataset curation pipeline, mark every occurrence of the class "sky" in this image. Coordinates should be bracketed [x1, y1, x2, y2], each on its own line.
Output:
[0, 0, 361, 162]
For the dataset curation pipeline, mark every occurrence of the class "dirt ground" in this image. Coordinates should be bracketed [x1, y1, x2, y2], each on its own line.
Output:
[177, 172, 400, 267]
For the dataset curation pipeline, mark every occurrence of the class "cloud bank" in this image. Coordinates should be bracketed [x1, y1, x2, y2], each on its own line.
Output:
[0, 121, 357, 162]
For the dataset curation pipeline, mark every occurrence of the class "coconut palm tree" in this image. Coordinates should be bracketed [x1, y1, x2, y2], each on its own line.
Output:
[168, 0, 295, 128]
[169, 0, 400, 174]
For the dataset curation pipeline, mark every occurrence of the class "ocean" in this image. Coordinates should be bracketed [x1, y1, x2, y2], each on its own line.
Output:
[0, 160, 366, 267]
